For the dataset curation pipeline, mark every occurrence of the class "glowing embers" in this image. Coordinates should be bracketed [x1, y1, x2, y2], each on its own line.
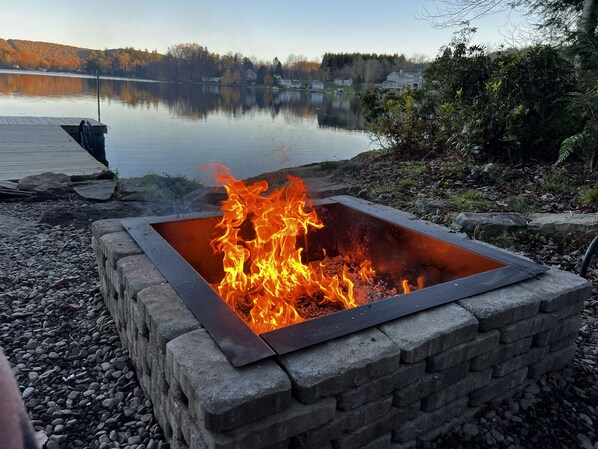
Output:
[206, 165, 404, 334]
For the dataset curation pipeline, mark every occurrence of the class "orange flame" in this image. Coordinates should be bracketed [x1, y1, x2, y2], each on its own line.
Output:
[204, 164, 367, 334]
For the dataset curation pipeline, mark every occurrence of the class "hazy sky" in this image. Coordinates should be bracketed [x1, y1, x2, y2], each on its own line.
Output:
[0, 1, 528, 61]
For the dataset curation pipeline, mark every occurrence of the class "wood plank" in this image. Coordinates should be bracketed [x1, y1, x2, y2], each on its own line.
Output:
[0, 123, 109, 181]
[0, 116, 107, 133]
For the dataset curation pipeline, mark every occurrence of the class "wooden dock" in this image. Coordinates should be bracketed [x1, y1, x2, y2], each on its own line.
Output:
[0, 116, 109, 181]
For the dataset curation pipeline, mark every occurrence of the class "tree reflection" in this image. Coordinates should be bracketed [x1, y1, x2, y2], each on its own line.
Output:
[0, 72, 365, 130]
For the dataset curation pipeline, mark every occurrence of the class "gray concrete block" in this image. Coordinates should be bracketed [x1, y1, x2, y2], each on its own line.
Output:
[421, 369, 492, 411]
[470, 337, 532, 371]
[527, 344, 576, 379]
[418, 406, 479, 443]
[92, 218, 124, 240]
[458, 284, 541, 332]
[499, 313, 557, 344]
[167, 329, 292, 432]
[549, 332, 578, 353]
[100, 231, 142, 268]
[91, 236, 105, 265]
[518, 267, 591, 313]
[492, 346, 548, 378]
[379, 303, 478, 363]
[551, 344, 577, 371]
[427, 330, 500, 371]
[394, 362, 469, 407]
[117, 254, 166, 300]
[179, 406, 208, 449]
[336, 362, 425, 410]
[361, 434, 392, 449]
[392, 397, 468, 443]
[137, 283, 202, 352]
[551, 301, 585, 321]
[278, 328, 401, 404]
[335, 415, 395, 449]
[206, 398, 336, 449]
[293, 396, 393, 449]
[468, 367, 528, 406]
[533, 314, 583, 347]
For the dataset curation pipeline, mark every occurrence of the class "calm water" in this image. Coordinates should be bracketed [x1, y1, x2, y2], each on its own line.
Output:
[0, 70, 372, 182]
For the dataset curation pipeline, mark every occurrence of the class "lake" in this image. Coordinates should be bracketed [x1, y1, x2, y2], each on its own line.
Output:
[0, 70, 372, 182]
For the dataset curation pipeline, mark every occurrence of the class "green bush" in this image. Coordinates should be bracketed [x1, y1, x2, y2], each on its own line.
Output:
[427, 43, 577, 162]
[359, 88, 449, 157]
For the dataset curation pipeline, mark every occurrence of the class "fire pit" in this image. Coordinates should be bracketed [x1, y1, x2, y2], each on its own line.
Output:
[121, 195, 547, 367]
[93, 195, 590, 449]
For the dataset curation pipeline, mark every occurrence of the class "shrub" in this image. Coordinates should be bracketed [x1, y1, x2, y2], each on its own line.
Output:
[359, 88, 449, 157]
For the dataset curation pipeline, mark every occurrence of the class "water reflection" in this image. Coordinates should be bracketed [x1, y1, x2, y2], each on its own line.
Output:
[0, 71, 371, 180]
[0, 71, 365, 130]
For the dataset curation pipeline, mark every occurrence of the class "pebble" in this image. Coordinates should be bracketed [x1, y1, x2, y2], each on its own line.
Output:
[22, 386, 35, 399]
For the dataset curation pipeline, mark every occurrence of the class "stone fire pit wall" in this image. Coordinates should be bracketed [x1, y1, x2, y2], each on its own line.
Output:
[91, 209, 591, 449]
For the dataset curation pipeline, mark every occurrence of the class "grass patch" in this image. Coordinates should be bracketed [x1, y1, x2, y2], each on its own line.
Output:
[508, 195, 540, 215]
[397, 179, 418, 189]
[541, 172, 576, 195]
[133, 173, 202, 200]
[579, 187, 598, 207]
[450, 189, 494, 212]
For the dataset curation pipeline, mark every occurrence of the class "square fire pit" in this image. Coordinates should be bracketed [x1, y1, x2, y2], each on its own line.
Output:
[121, 196, 547, 367]
[92, 196, 591, 449]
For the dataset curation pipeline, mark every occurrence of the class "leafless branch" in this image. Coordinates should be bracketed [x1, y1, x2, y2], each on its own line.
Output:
[417, 0, 528, 29]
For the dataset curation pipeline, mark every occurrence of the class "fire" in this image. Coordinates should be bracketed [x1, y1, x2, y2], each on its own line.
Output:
[203, 163, 374, 334]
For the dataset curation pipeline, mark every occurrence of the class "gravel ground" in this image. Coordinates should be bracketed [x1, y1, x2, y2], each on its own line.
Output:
[0, 196, 597, 449]
[0, 197, 168, 449]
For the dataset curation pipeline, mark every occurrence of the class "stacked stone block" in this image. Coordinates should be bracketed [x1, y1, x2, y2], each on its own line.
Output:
[92, 216, 590, 449]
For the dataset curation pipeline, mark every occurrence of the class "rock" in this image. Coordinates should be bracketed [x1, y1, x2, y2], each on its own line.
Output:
[0, 180, 19, 190]
[528, 213, 598, 241]
[462, 423, 480, 438]
[22, 387, 35, 399]
[18, 172, 71, 194]
[577, 433, 593, 449]
[451, 212, 527, 237]
[182, 186, 226, 211]
[73, 181, 117, 201]
[302, 177, 352, 198]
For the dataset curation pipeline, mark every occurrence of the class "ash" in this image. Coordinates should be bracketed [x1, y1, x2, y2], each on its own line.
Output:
[297, 256, 397, 320]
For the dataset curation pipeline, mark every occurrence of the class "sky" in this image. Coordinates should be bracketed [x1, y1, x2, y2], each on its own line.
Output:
[0, 1, 530, 62]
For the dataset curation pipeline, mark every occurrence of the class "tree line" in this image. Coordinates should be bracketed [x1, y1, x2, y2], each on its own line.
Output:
[0, 38, 427, 87]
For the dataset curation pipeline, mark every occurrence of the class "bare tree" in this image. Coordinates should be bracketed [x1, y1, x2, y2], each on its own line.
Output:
[418, 0, 528, 29]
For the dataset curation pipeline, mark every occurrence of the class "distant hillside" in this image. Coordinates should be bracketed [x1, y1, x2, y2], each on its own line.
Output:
[0, 39, 91, 71]
[0, 38, 164, 78]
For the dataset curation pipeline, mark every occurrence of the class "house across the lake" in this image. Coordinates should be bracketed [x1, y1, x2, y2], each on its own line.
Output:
[310, 80, 325, 90]
[382, 70, 424, 90]
[244, 69, 257, 85]
[334, 78, 353, 87]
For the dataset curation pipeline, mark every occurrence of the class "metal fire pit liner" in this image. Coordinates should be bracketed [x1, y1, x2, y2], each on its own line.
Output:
[121, 196, 548, 367]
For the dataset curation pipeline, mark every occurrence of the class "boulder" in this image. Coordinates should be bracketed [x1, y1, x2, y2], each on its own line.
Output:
[528, 213, 598, 241]
[451, 212, 527, 238]
[18, 172, 71, 194]
[183, 186, 226, 211]
[73, 181, 117, 201]
[302, 177, 352, 198]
